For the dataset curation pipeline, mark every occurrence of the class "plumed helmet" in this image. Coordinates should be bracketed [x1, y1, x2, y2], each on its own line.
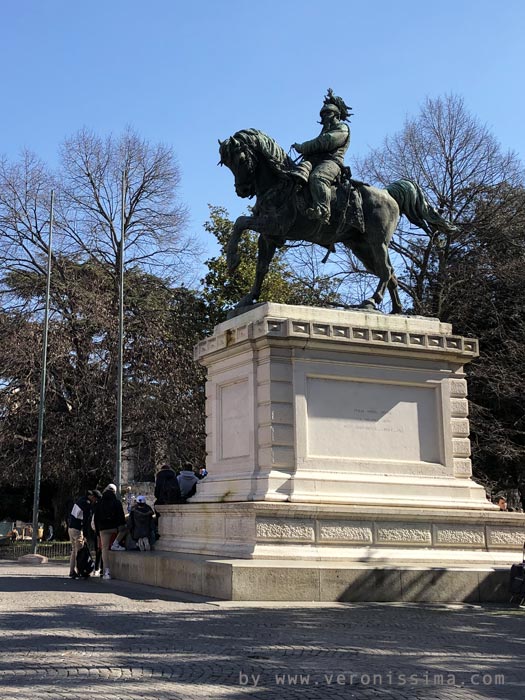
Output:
[320, 102, 340, 117]
[320, 88, 353, 121]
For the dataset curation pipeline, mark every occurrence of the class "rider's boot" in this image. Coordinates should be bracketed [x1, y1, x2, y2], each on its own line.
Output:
[307, 176, 332, 224]
[290, 159, 312, 185]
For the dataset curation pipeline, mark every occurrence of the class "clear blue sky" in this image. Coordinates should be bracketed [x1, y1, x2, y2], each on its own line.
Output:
[2, 0, 524, 262]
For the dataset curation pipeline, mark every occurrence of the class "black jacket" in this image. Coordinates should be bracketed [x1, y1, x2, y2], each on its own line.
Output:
[129, 504, 154, 539]
[93, 491, 125, 534]
[68, 495, 92, 537]
[154, 468, 182, 505]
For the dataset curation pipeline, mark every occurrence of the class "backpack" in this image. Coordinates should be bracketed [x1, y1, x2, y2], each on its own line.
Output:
[76, 542, 95, 578]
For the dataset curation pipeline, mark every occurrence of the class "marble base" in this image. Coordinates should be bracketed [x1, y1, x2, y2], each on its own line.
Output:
[156, 502, 525, 561]
[108, 550, 515, 603]
[112, 499, 525, 601]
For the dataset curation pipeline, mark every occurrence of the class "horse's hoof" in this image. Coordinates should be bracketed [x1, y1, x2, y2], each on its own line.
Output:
[227, 296, 266, 320]
[359, 298, 377, 310]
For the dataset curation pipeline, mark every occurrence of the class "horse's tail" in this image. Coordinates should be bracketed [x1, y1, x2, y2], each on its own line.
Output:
[386, 179, 458, 235]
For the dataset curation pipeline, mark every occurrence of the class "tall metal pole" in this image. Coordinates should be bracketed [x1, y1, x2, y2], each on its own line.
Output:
[31, 190, 54, 554]
[115, 173, 126, 493]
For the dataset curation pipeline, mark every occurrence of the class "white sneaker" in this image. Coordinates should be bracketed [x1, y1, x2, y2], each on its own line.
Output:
[138, 538, 145, 551]
[144, 539, 151, 552]
[103, 569, 111, 580]
[111, 542, 126, 551]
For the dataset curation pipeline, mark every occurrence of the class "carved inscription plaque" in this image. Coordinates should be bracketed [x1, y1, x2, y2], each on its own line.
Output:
[219, 379, 250, 459]
[306, 377, 440, 463]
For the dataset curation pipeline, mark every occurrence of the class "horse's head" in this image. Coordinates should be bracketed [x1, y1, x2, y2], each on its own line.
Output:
[218, 135, 256, 199]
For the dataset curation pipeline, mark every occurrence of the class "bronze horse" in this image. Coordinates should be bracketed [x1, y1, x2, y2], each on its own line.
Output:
[219, 128, 457, 313]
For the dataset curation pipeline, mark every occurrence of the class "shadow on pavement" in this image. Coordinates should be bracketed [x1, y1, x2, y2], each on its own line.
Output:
[0, 562, 524, 699]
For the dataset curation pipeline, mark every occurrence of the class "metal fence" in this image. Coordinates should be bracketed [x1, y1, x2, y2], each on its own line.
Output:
[0, 541, 70, 561]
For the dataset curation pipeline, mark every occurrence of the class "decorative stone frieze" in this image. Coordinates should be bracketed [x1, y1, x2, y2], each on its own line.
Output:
[487, 528, 525, 547]
[154, 502, 525, 565]
[377, 525, 432, 545]
[256, 518, 315, 542]
[434, 526, 485, 546]
[195, 308, 480, 361]
[319, 523, 373, 543]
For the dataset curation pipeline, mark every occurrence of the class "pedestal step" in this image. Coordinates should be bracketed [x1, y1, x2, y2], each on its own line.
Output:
[107, 550, 514, 603]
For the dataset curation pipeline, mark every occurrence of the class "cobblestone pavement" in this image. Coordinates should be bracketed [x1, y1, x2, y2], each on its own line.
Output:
[0, 562, 523, 700]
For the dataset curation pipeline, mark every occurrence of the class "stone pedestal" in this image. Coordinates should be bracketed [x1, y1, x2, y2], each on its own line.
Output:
[192, 303, 485, 509]
[113, 304, 525, 601]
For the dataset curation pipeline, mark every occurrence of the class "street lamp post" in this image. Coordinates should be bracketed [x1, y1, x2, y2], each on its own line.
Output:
[115, 173, 126, 493]
[31, 190, 54, 555]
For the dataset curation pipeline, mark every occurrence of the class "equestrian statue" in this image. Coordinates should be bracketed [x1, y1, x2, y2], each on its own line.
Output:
[218, 90, 457, 314]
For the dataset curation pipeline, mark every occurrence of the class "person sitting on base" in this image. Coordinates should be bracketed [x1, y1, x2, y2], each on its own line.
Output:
[154, 464, 182, 539]
[129, 495, 155, 551]
[178, 463, 199, 501]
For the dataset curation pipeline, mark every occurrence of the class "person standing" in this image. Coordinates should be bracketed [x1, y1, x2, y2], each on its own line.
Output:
[93, 483, 126, 580]
[67, 489, 100, 579]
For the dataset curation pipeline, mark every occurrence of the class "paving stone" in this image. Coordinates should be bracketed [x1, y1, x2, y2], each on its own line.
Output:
[0, 562, 523, 699]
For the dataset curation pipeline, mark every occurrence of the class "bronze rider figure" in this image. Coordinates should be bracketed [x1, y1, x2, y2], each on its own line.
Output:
[291, 89, 352, 225]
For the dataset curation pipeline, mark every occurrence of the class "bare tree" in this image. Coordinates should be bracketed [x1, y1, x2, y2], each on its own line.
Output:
[57, 128, 199, 277]
[0, 151, 56, 306]
[0, 129, 200, 308]
[356, 94, 524, 317]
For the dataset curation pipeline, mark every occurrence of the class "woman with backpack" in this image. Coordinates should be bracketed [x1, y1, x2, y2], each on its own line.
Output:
[93, 483, 125, 580]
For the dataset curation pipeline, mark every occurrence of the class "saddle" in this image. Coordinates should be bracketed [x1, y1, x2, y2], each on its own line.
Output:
[292, 174, 366, 251]
[336, 177, 366, 236]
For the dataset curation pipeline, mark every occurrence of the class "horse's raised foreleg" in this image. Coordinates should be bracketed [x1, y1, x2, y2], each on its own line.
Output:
[226, 215, 254, 275]
[226, 214, 277, 310]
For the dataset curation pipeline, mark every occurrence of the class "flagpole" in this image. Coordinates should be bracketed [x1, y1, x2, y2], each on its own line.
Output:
[31, 190, 54, 554]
